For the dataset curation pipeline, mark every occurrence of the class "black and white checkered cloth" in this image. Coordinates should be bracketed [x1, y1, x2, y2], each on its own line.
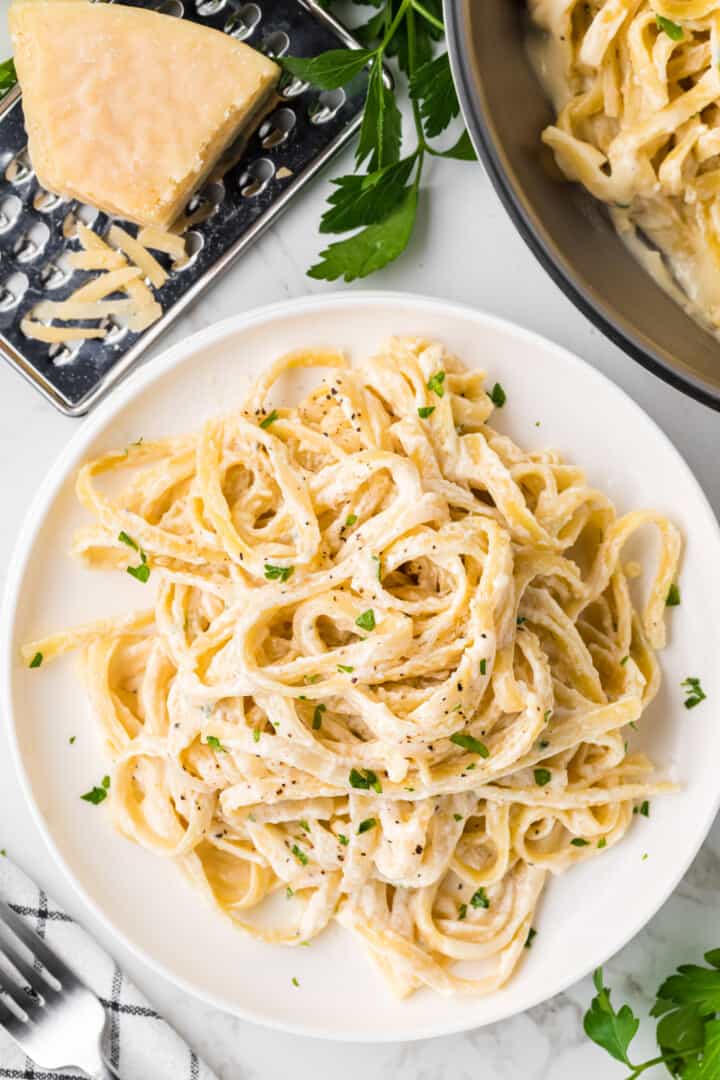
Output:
[0, 859, 218, 1079]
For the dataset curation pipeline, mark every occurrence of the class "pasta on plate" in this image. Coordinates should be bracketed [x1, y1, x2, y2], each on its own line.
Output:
[530, 0, 720, 331]
[24, 337, 681, 998]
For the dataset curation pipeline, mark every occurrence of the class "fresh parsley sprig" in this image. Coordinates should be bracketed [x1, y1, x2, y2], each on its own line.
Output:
[282, 0, 475, 282]
[584, 955, 720, 1077]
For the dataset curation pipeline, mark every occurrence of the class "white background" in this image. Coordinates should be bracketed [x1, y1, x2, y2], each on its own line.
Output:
[1, 5, 719, 1076]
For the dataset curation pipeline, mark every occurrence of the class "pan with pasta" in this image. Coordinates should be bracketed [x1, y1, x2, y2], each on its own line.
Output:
[21, 335, 682, 1000]
[530, 0, 720, 333]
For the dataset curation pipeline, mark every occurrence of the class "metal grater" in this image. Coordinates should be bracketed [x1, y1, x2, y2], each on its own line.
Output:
[0, 0, 370, 415]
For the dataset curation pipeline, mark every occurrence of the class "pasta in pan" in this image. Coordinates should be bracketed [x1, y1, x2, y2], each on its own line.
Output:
[23, 338, 681, 998]
[530, 0, 720, 330]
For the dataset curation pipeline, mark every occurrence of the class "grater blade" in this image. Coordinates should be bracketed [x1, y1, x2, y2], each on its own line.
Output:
[0, 0, 370, 415]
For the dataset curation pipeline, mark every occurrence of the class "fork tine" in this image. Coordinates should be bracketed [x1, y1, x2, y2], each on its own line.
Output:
[0, 992, 21, 1030]
[0, 899, 80, 989]
[0, 968, 33, 1013]
[0, 924, 57, 999]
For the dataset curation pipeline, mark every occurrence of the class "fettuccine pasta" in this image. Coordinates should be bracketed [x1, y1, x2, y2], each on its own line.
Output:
[530, 0, 720, 329]
[24, 338, 681, 998]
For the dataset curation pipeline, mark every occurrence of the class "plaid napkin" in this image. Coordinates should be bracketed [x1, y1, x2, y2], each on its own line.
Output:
[0, 858, 218, 1079]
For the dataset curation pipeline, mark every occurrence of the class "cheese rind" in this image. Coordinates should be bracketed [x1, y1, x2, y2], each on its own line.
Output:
[10, 0, 279, 227]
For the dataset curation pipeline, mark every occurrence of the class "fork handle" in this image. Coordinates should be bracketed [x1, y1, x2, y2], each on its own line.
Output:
[86, 1063, 117, 1080]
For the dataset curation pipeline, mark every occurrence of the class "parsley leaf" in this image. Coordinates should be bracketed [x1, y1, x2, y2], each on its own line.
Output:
[291, 843, 309, 866]
[29, 651, 43, 669]
[656, 14, 683, 40]
[309, 185, 418, 282]
[666, 583, 681, 607]
[534, 768, 552, 787]
[427, 370, 445, 396]
[127, 563, 150, 583]
[349, 767, 382, 793]
[436, 129, 477, 161]
[282, 48, 374, 90]
[319, 157, 416, 234]
[357, 817, 377, 834]
[683, 677, 706, 709]
[81, 775, 110, 805]
[355, 609, 376, 632]
[356, 57, 402, 171]
[264, 563, 294, 583]
[583, 967, 639, 1065]
[206, 735, 226, 752]
[488, 382, 506, 407]
[337, 664, 354, 673]
[418, 405, 435, 419]
[312, 704, 326, 731]
[409, 52, 459, 137]
[259, 409, 279, 429]
[450, 732, 489, 758]
[470, 887, 489, 909]
[0, 58, 16, 98]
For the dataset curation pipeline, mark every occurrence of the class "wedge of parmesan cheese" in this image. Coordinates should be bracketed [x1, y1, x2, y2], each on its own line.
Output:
[9, 0, 280, 228]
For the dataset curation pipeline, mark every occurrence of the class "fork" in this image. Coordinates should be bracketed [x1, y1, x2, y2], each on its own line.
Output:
[0, 896, 116, 1078]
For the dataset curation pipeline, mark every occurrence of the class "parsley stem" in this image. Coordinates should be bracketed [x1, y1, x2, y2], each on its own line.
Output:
[410, 0, 444, 32]
[625, 1050, 705, 1078]
[379, 0, 412, 53]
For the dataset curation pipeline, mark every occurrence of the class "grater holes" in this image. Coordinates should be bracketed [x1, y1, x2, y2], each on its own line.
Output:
[280, 73, 309, 99]
[98, 317, 128, 344]
[5, 149, 33, 185]
[239, 158, 275, 197]
[13, 221, 50, 263]
[49, 340, 82, 366]
[63, 204, 99, 240]
[261, 30, 289, 58]
[0, 271, 28, 312]
[0, 194, 22, 233]
[259, 108, 296, 150]
[40, 251, 75, 290]
[224, 3, 261, 39]
[309, 89, 346, 125]
[33, 188, 65, 213]
[174, 229, 204, 271]
[196, 0, 225, 12]
[185, 180, 224, 224]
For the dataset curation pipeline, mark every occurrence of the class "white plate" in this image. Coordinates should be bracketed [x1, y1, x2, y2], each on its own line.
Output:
[3, 293, 720, 1042]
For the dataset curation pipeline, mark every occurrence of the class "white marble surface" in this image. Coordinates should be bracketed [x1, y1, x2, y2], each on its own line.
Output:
[1, 17, 720, 1079]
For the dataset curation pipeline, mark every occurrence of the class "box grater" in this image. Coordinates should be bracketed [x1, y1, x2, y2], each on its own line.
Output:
[0, 0, 371, 415]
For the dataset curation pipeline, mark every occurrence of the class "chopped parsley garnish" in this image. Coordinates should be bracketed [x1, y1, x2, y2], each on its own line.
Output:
[291, 843, 308, 866]
[682, 676, 706, 709]
[337, 833, 349, 846]
[666, 583, 681, 607]
[264, 563, 294, 583]
[418, 405, 435, 419]
[259, 409, 279, 429]
[453, 813, 463, 822]
[127, 562, 150, 583]
[355, 609, 376, 632]
[69, 736, 76, 745]
[299, 819, 311, 833]
[427, 370, 445, 397]
[516, 616, 527, 626]
[571, 838, 589, 847]
[450, 732, 489, 758]
[620, 655, 629, 666]
[345, 514, 357, 527]
[358, 817, 377, 834]
[479, 658, 487, 675]
[118, 530, 139, 551]
[458, 903, 467, 920]
[206, 735, 226, 752]
[286, 886, 294, 899]
[349, 767, 382, 793]
[337, 664, 354, 673]
[488, 382, 506, 407]
[81, 774, 110, 805]
[543, 709, 552, 722]
[253, 728, 261, 742]
[312, 704, 326, 730]
[597, 837, 607, 849]
[470, 887, 490, 909]
[291, 976, 300, 987]
[640, 800, 650, 817]
[525, 928, 537, 948]
[29, 651, 43, 669]
[304, 674, 321, 684]
[655, 13, 683, 40]
[371, 554, 382, 581]
[534, 768, 552, 787]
